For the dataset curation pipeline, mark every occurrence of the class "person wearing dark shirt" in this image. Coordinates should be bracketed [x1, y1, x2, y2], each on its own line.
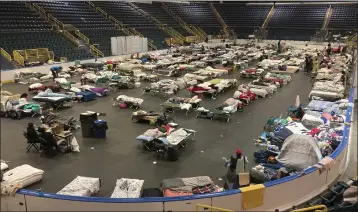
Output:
[26, 123, 39, 141]
[37, 127, 61, 152]
[327, 43, 332, 56]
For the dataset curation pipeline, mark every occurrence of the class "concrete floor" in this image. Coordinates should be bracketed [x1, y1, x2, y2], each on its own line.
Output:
[0, 67, 313, 197]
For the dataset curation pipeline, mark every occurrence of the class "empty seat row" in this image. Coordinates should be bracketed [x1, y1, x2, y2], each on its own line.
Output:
[165, 2, 220, 34]
[328, 4, 358, 29]
[266, 28, 316, 41]
[214, 4, 271, 27]
[268, 5, 328, 28]
[93, 1, 157, 28]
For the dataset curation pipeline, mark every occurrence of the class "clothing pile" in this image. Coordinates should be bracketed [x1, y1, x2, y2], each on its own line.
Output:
[161, 176, 220, 197]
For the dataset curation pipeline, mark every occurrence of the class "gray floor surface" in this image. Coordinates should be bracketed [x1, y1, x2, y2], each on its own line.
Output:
[1, 67, 313, 197]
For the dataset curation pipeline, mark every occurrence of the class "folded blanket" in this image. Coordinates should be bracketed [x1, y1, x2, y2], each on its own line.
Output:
[161, 178, 185, 190]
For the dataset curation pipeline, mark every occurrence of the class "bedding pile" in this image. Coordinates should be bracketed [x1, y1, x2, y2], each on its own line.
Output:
[111, 178, 144, 198]
[57, 176, 100, 197]
[161, 176, 220, 197]
[1, 164, 44, 196]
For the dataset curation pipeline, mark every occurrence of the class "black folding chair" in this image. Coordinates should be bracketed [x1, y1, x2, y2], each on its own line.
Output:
[23, 132, 41, 153]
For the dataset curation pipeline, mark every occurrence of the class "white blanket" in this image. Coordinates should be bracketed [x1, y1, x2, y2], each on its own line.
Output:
[1, 164, 44, 196]
[57, 176, 100, 197]
[111, 178, 144, 198]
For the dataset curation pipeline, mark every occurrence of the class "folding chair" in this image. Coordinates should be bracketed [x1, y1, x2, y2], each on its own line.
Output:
[23, 132, 40, 153]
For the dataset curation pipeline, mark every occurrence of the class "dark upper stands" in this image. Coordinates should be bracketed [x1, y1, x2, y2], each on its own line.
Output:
[0, 1, 93, 62]
[35, 1, 133, 56]
[165, 2, 220, 35]
[0, 1, 51, 32]
[329, 4, 358, 29]
[269, 5, 328, 29]
[35, 1, 114, 30]
[94, 1, 156, 28]
[93, 1, 170, 49]
[267, 28, 316, 41]
[214, 4, 271, 28]
[134, 2, 190, 36]
[1, 32, 93, 61]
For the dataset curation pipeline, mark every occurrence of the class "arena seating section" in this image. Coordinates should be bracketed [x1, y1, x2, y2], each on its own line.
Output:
[1, 1, 357, 70]
[0, 1, 93, 63]
[214, 3, 271, 39]
[93, 1, 169, 49]
[133, 2, 190, 36]
[165, 2, 220, 35]
[267, 4, 329, 41]
[329, 4, 358, 30]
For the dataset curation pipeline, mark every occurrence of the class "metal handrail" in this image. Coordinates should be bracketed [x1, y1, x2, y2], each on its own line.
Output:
[13, 50, 25, 66]
[63, 30, 80, 46]
[262, 5, 275, 28]
[1, 48, 12, 62]
[90, 45, 104, 58]
[75, 30, 90, 44]
[96, 7, 108, 18]
[33, 3, 46, 17]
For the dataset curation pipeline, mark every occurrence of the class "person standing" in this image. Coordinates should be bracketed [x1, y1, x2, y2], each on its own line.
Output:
[327, 42, 332, 56]
[277, 40, 281, 53]
[313, 57, 319, 73]
[223, 149, 249, 173]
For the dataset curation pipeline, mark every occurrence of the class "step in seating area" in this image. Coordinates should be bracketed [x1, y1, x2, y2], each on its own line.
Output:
[93, 1, 156, 28]
[214, 4, 271, 28]
[329, 4, 358, 30]
[0, 1, 52, 32]
[267, 28, 316, 41]
[134, 2, 190, 36]
[81, 29, 126, 56]
[269, 5, 328, 29]
[35, 1, 114, 30]
[165, 2, 220, 35]
[1, 32, 93, 62]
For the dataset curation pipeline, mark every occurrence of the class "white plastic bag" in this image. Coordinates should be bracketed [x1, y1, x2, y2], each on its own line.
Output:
[71, 137, 80, 152]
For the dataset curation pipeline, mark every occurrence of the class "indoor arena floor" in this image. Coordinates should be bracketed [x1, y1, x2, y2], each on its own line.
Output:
[1, 67, 313, 196]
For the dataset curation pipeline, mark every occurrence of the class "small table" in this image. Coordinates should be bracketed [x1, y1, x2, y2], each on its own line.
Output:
[54, 131, 74, 152]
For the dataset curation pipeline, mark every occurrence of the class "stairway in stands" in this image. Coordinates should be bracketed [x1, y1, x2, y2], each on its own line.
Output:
[31, 1, 105, 57]
[213, 3, 271, 39]
[163, 2, 214, 37]
[0, 1, 94, 66]
[92, 1, 172, 49]
[128, 2, 185, 45]
[267, 4, 328, 41]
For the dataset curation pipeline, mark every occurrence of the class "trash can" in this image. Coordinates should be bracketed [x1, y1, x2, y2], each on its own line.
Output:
[80, 112, 98, 138]
[93, 120, 108, 138]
